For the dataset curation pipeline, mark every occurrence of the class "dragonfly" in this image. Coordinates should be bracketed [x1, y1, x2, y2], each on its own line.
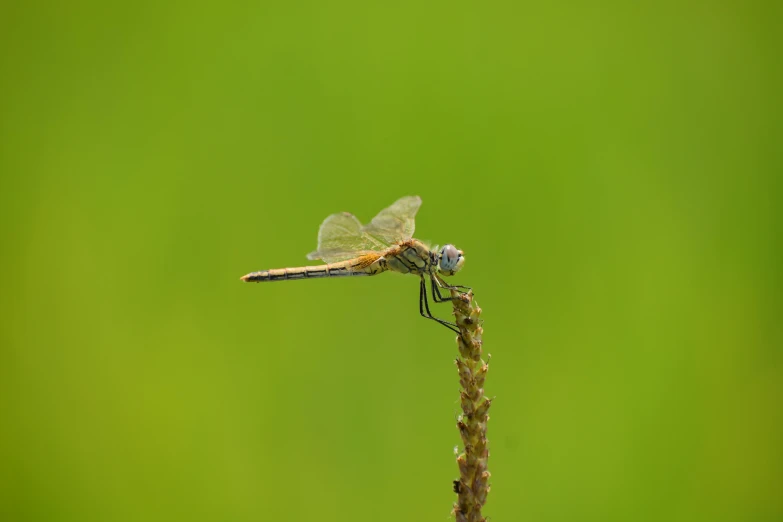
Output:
[240, 195, 469, 333]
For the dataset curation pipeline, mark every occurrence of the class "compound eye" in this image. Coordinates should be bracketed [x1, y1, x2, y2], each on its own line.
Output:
[440, 244, 461, 271]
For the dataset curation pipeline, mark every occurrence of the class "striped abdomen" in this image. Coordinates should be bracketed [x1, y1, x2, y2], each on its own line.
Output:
[241, 257, 384, 282]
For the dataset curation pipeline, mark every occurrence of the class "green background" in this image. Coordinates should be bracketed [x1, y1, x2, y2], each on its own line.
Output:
[1, 2, 780, 521]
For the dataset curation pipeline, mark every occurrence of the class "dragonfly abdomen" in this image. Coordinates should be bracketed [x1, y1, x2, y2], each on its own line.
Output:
[241, 260, 381, 282]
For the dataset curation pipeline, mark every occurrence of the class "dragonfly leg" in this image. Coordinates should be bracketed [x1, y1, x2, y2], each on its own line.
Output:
[430, 275, 461, 303]
[420, 277, 460, 334]
[435, 273, 472, 292]
[430, 274, 471, 303]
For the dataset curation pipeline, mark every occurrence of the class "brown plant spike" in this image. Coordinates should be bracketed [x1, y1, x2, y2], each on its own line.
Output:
[451, 290, 490, 522]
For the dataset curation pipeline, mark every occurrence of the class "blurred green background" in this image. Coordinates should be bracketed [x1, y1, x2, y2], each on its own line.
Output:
[1, 2, 781, 521]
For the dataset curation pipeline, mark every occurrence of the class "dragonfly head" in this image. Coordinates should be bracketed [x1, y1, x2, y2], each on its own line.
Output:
[438, 244, 464, 276]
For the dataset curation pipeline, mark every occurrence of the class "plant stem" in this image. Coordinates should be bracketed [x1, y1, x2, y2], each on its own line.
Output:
[451, 290, 490, 522]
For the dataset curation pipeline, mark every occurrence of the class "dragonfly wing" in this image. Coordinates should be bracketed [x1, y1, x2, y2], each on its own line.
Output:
[306, 196, 422, 263]
[361, 195, 422, 245]
[307, 211, 388, 263]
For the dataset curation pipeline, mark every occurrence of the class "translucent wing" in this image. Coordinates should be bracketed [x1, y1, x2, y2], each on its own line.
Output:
[362, 195, 421, 246]
[306, 212, 384, 263]
[306, 196, 422, 264]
